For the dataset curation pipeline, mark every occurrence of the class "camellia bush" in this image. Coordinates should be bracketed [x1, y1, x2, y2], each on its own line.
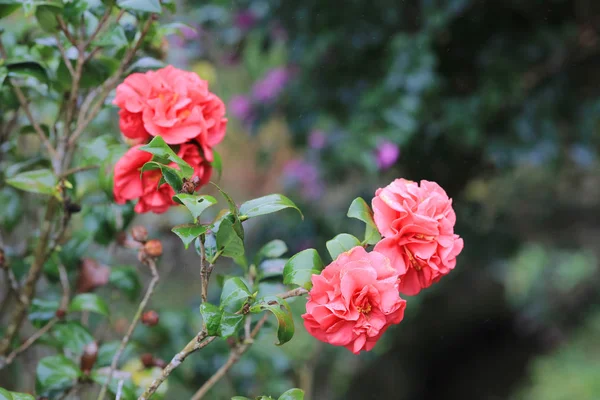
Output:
[0, 1, 463, 399]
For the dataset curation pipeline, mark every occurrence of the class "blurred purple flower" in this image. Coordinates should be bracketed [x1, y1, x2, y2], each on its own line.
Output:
[283, 159, 323, 200]
[229, 95, 253, 122]
[252, 67, 291, 103]
[308, 130, 327, 150]
[234, 10, 258, 31]
[180, 25, 199, 40]
[375, 140, 400, 170]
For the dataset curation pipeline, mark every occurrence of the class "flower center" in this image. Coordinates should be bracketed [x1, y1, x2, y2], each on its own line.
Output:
[414, 234, 434, 240]
[357, 303, 372, 314]
[405, 248, 422, 271]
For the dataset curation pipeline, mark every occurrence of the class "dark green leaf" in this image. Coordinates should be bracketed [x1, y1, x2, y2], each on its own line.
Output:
[35, 355, 81, 397]
[35, 5, 59, 32]
[278, 389, 305, 400]
[249, 296, 294, 345]
[0, 66, 7, 87]
[6, 169, 56, 195]
[326, 233, 361, 260]
[211, 149, 223, 180]
[90, 372, 137, 400]
[68, 293, 109, 316]
[0, 4, 20, 20]
[139, 136, 193, 177]
[28, 298, 59, 323]
[283, 249, 324, 290]
[259, 258, 287, 280]
[172, 224, 208, 249]
[0, 187, 22, 231]
[216, 217, 244, 259]
[199, 303, 244, 338]
[347, 197, 381, 245]
[239, 194, 303, 220]
[220, 277, 251, 313]
[117, 0, 161, 13]
[93, 25, 128, 48]
[173, 194, 217, 220]
[128, 56, 165, 72]
[257, 240, 288, 261]
[109, 266, 141, 301]
[51, 322, 94, 357]
[141, 161, 183, 192]
[96, 341, 136, 368]
[211, 182, 238, 216]
[0, 388, 35, 400]
[6, 61, 48, 83]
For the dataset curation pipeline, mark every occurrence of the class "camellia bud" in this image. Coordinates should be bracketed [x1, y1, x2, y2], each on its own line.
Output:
[80, 341, 99, 374]
[144, 240, 163, 258]
[181, 179, 196, 194]
[140, 353, 155, 368]
[131, 226, 149, 243]
[55, 309, 67, 319]
[76, 258, 110, 293]
[142, 310, 159, 326]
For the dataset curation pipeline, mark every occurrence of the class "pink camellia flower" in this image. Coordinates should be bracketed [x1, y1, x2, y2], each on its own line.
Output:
[372, 179, 464, 296]
[113, 143, 212, 214]
[302, 246, 407, 354]
[113, 66, 227, 159]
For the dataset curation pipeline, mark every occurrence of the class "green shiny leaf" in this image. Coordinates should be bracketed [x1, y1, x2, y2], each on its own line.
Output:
[211, 182, 238, 216]
[28, 298, 59, 323]
[51, 322, 94, 357]
[249, 296, 294, 345]
[117, 0, 161, 13]
[6, 169, 56, 195]
[239, 194, 303, 220]
[173, 194, 217, 220]
[220, 277, 251, 313]
[139, 136, 193, 177]
[278, 389, 305, 400]
[326, 233, 361, 260]
[211, 149, 223, 180]
[96, 341, 136, 368]
[6, 61, 48, 84]
[347, 197, 381, 245]
[93, 25, 128, 48]
[283, 249, 324, 290]
[68, 293, 109, 316]
[257, 240, 288, 261]
[141, 161, 183, 192]
[35, 355, 81, 397]
[0, 5, 20, 20]
[90, 372, 137, 400]
[109, 266, 141, 301]
[35, 5, 59, 32]
[199, 303, 244, 338]
[216, 217, 245, 259]
[172, 224, 208, 249]
[0, 388, 35, 400]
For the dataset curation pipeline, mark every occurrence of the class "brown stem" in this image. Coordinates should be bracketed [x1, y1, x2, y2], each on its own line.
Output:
[0, 264, 70, 369]
[55, 35, 75, 76]
[190, 314, 270, 400]
[97, 257, 160, 400]
[59, 164, 99, 178]
[56, 16, 77, 46]
[199, 239, 209, 302]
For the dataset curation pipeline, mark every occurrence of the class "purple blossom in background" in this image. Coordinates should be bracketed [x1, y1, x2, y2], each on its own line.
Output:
[229, 95, 253, 122]
[180, 25, 199, 40]
[308, 130, 327, 150]
[234, 9, 258, 31]
[252, 67, 291, 103]
[375, 140, 400, 170]
[283, 159, 324, 200]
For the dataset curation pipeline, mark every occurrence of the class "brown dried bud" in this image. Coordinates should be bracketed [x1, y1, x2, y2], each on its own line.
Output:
[140, 353, 155, 368]
[181, 179, 196, 194]
[114, 317, 129, 334]
[154, 358, 167, 369]
[144, 240, 163, 258]
[55, 309, 67, 319]
[0, 247, 5, 268]
[142, 310, 159, 326]
[116, 231, 128, 246]
[76, 258, 110, 293]
[80, 341, 98, 374]
[131, 226, 149, 243]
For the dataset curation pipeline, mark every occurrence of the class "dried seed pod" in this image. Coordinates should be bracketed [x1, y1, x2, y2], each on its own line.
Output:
[131, 226, 149, 243]
[140, 353, 155, 368]
[144, 240, 163, 258]
[80, 341, 99, 374]
[141, 310, 159, 326]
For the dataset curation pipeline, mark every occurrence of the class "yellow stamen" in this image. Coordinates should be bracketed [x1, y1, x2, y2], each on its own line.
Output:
[357, 303, 372, 314]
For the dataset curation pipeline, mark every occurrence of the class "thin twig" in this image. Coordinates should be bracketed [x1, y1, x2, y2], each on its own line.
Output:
[55, 35, 75, 76]
[0, 264, 70, 369]
[97, 257, 160, 400]
[56, 16, 77, 46]
[138, 288, 307, 399]
[85, 6, 112, 47]
[115, 380, 124, 400]
[190, 314, 270, 400]
[199, 239, 209, 302]
[0, 41, 58, 167]
[59, 164, 99, 178]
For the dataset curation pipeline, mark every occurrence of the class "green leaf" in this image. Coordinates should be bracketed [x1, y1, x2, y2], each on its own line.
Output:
[90, 372, 137, 400]
[172, 224, 208, 249]
[211, 182, 238, 216]
[325, 234, 361, 260]
[216, 217, 244, 259]
[173, 194, 217, 220]
[0, 66, 7, 87]
[68, 293, 109, 316]
[117, 0, 161, 13]
[109, 266, 141, 301]
[199, 303, 244, 338]
[28, 298, 59, 323]
[6, 169, 56, 195]
[347, 197, 381, 245]
[139, 136, 193, 177]
[35, 5, 59, 32]
[283, 249, 324, 290]
[239, 194, 303, 220]
[278, 389, 305, 400]
[93, 25, 128, 48]
[0, 4, 20, 20]
[6, 61, 48, 83]
[0, 388, 12, 400]
[211, 149, 223, 180]
[220, 277, 251, 313]
[0, 388, 35, 400]
[141, 161, 183, 192]
[257, 240, 288, 261]
[128, 56, 165, 72]
[35, 355, 81, 397]
[51, 322, 94, 357]
[231, 397, 252, 400]
[249, 296, 294, 345]
[96, 340, 136, 368]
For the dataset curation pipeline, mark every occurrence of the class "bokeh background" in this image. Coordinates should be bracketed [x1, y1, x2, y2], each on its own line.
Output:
[2, 0, 600, 399]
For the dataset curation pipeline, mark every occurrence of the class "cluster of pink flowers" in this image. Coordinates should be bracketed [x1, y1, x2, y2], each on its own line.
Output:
[303, 179, 463, 353]
[112, 66, 227, 213]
